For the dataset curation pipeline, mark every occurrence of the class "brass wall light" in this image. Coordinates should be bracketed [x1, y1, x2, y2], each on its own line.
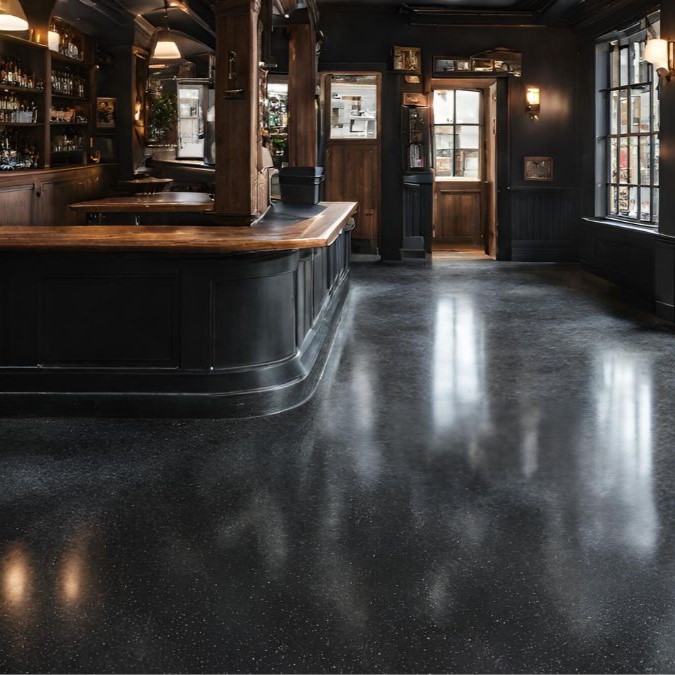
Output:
[526, 86, 540, 120]
[644, 38, 674, 82]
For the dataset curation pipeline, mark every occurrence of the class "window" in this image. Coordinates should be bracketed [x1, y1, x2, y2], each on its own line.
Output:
[601, 14, 660, 224]
[432, 89, 482, 179]
[327, 74, 379, 140]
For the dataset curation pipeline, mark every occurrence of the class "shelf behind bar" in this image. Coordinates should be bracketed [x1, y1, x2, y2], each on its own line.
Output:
[51, 93, 87, 101]
[49, 51, 89, 67]
[0, 84, 45, 95]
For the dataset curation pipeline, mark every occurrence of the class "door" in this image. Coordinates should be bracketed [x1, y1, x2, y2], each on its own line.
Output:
[432, 88, 486, 248]
[323, 72, 381, 253]
[177, 82, 205, 159]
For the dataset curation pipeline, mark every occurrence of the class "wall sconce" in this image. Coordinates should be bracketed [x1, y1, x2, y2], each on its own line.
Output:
[526, 86, 540, 120]
[644, 38, 674, 82]
[134, 100, 142, 124]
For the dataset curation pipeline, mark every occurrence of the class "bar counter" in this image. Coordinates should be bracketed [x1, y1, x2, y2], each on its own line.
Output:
[0, 202, 356, 252]
[0, 201, 358, 418]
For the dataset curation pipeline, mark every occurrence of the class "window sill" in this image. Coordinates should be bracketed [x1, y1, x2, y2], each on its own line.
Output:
[583, 216, 658, 235]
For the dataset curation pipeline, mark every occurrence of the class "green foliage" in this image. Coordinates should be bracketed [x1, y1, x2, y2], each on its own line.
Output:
[148, 92, 177, 143]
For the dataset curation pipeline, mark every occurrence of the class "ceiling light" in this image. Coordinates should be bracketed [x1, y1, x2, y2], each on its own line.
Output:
[0, 0, 28, 31]
[152, 34, 181, 60]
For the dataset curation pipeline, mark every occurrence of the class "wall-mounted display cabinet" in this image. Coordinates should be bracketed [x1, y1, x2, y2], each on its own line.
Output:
[0, 17, 97, 172]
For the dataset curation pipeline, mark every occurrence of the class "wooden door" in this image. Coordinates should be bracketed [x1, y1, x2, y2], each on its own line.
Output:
[431, 87, 487, 248]
[322, 72, 381, 252]
[434, 184, 483, 245]
[325, 142, 380, 243]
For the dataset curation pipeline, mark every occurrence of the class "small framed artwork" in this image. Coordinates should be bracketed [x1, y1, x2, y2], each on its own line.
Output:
[402, 92, 428, 107]
[96, 97, 116, 129]
[471, 58, 494, 72]
[524, 156, 554, 181]
[404, 75, 421, 84]
[393, 46, 422, 74]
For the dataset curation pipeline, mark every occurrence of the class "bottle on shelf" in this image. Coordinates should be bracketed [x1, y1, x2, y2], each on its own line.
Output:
[49, 22, 83, 61]
[0, 130, 39, 170]
[0, 97, 38, 124]
[0, 57, 40, 90]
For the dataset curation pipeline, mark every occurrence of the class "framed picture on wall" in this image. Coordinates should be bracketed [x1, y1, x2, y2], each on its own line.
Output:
[524, 156, 553, 181]
[393, 46, 422, 74]
[96, 97, 116, 129]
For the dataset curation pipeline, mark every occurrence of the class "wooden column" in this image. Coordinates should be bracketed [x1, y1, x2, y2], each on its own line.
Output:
[214, 0, 269, 224]
[288, 22, 318, 167]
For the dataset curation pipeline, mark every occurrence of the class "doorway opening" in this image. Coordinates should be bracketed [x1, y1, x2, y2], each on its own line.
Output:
[430, 79, 498, 260]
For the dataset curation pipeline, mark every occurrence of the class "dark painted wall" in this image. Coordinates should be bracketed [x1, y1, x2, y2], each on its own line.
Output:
[317, 5, 580, 260]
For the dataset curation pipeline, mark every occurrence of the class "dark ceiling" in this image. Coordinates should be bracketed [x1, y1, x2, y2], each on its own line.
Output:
[47, 0, 603, 57]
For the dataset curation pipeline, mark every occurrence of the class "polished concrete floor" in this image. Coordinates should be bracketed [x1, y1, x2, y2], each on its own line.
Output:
[1, 261, 675, 673]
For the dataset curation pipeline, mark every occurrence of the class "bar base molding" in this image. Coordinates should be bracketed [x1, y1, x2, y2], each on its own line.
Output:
[0, 228, 351, 418]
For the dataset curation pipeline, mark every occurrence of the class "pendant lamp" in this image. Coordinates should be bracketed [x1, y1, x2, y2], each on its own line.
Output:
[150, 0, 181, 61]
[0, 0, 28, 32]
[152, 31, 181, 60]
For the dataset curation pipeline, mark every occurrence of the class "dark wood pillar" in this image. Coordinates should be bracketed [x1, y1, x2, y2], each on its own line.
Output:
[288, 22, 318, 167]
[213, 0, 269, 224]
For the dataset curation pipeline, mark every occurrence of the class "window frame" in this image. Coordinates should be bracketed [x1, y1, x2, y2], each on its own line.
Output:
[598, 14, 660, 227]
[431, 88, 484, 181]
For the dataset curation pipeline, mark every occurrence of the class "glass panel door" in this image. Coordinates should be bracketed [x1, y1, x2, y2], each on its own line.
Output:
[177, 84, 204, 159]
[328, 74, 379, 140]
[432, 89, 482, 179]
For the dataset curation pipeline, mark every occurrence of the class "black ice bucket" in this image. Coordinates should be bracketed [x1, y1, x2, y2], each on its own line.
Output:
[279, 166, 324, 205]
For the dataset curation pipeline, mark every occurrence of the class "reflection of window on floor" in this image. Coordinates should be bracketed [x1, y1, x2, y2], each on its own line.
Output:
[598, 11, 660, 224]
[432, 89, 482, 179]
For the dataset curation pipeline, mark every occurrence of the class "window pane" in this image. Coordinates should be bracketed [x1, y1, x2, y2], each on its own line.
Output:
[618, 185, 630, 215]
[610, 91, 618, 134]
[434, 125, 454, 177]
[639, 136, 651, 184]
[619, 90, 628, 133]
[329, 74, 378, 140]
[628, 186, 638, 218]
[619, 137, 628, 183]
[653, 136, 659, 185]
[610, 43, 620, 88]
[608, 185, 617, 215]
[456, 125, 480, 149]
[630, 87, 645, 133]
[610, 138, 618, 182]
[630, 42, 642, 83]
[433, 90, 454, 124]
[640, 188, 651, 222]
[620, 46, 629, 85]
[653, 189, 659, 223]
[629, 137, 638, 184]
[455, 90, 480, 123]
[653, 78, 660, 132]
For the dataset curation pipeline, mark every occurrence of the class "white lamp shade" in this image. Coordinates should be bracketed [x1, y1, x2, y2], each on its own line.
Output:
[152, 37, 181, 60]
[0, 0, 28, 31]
[644, 39, 669, 71]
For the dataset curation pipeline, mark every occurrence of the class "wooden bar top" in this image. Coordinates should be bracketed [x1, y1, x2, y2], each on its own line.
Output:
[0, 202, 358, 253]
[70, 191, 214, 213]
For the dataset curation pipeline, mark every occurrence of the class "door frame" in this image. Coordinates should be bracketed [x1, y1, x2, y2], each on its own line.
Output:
[428, 76, 511, 260]
[320, 70, 383, 254]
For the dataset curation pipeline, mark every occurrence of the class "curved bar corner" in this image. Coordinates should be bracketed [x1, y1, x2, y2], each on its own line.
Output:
[0, 202, 357, 418]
